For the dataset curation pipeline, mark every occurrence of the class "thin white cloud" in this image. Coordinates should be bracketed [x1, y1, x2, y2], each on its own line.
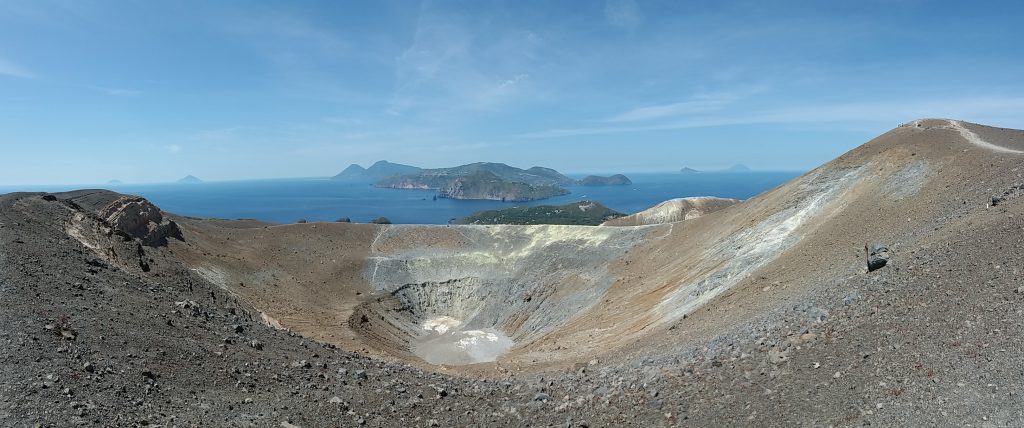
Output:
[290, 130, 450, 158]
[436, 142, 489, 152]
[97, 87, 140, 97]
[496, 73, 529, 91]
[265, 17, 347, 52]
[0, 57, 35, 79]
[520, 95, 1024, 138]
[394, 16, 473, 93]
[166, 144, 182, 154]
[472, 73, 532, 106]
[225, 13, 350, 58]
[193, 127, 238, 140]
[390, 5, 545, 114]
[322, 116, 364, 126]
[607, 91, 746, 122]
[604, 0, 642, 30]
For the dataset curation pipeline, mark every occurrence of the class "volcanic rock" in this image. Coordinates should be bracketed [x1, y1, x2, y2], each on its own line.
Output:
[866, 243, 890, 271]
[97, 196, 182, 246]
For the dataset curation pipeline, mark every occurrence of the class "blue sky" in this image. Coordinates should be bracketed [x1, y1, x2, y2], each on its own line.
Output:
[1, 0, 1023, 185]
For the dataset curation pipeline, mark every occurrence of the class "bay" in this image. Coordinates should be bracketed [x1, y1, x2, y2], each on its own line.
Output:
[0, 171, 801, 224]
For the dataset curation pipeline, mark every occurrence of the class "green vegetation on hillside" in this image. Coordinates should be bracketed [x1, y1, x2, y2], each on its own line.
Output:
[375, 162, 574, 188]
[439, 170, 569, 202]
[578, 174, 632, 186]
[451, 200, 625, 225]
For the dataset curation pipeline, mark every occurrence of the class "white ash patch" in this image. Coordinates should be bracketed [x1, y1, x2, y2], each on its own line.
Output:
[413, 319, 514, 365]
[421, 316, 462, 335]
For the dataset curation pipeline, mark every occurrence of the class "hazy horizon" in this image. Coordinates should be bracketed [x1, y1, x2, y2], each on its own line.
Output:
[0, 163, 796, 188]
[2, 1, 1024, 185]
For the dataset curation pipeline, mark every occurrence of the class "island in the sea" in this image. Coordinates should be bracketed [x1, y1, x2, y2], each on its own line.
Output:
[578, 174, 632, 186]
[376, 162, 574, 201]
[332, 160, 420, 181]
[177, 175, 204, 183]
[333, 160, 633, 201]
[435, 170, 570, 202]
[451, 200, 624, 225]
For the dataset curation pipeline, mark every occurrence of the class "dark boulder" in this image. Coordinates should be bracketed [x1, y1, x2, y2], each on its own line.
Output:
[866, 243, 889, 272]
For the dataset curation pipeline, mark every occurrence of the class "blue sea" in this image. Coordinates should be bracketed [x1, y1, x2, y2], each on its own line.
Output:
[0, 172, 801, 224]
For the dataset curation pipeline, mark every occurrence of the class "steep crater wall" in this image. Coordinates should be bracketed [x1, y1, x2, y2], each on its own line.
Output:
[349, 165, 872, 366]
[351, 224, 652, 365]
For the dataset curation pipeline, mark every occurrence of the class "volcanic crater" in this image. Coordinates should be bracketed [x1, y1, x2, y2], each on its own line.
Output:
[6, 119, 1024, 425]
